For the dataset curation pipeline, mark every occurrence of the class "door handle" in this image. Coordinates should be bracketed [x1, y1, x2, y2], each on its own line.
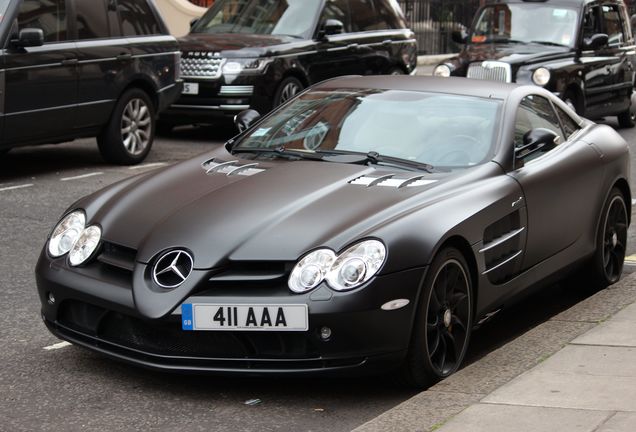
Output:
[382, 39, 392, 46]
[117, 53, 132, 62]
[61, 58, 78, 66]
[347, 43, 359, 51]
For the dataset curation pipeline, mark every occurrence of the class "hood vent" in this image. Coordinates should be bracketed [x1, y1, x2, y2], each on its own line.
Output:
[349, 173, 437, 188]
[202, 158, 266, 177]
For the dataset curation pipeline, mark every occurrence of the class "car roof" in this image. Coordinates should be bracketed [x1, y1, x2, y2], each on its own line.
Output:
[313, 76, 525, 101]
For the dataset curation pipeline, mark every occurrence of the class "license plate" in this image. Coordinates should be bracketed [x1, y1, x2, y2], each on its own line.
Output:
[181, 303, 308, 331]
[182, 82, 199, 95]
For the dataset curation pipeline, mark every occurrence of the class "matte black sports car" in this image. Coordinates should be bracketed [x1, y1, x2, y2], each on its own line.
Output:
[35, 76, 630, 387]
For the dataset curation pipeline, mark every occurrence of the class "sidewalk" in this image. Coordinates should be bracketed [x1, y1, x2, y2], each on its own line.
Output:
[355, 272, 636, 432]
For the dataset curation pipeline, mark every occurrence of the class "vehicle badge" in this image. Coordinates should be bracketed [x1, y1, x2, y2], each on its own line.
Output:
[152, 249, 194, 288]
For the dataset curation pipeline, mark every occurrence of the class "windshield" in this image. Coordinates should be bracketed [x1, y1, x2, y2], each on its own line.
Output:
[472, 4, 579, 48]
[191, 0, 320, 38]
[235, 89, 502, 169]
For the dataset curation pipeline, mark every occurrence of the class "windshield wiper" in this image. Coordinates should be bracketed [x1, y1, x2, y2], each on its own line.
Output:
[364, 151, 437, 173]
[529, 40, 569, 47]
[232, 146, 323, 161]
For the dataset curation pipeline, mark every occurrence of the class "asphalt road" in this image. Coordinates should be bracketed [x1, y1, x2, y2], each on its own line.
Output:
[1, 121, 635, 432]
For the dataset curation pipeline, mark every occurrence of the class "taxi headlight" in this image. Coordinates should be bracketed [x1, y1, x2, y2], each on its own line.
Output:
[433, 64, 452, 77]
[532, 67, 551, 86]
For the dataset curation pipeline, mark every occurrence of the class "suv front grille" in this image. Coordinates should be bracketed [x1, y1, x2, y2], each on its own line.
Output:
[181, 52, 224, 79]
[467, 61, 512, 83]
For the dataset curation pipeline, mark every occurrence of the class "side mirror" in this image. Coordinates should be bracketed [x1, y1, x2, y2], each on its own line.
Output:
[13, 28, 44, 48]
[190, 18, 199, 28]
[451, 30, 467, 44]
[582, 33, 608, 50]
[234, 109, 261, 133]
[323, 19, 344, 37]
[515, 128, 559, 163]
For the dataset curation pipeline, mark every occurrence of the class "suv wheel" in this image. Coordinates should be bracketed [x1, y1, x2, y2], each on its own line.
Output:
[98, 88, 155, 165]
[274, 77, 304, 107]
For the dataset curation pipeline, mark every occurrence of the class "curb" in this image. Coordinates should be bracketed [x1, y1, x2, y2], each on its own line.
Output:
[353, 272, 636, 432]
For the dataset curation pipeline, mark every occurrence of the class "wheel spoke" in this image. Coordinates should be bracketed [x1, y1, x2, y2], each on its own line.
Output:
[428, 328, 441, 356]
[443, 331, 458, 363]
[451, 315, 467, 334]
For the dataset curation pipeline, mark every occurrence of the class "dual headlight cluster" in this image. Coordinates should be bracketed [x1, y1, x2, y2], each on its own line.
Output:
[48, 210, 102, 266]
[288, 240, 386, 293]
[433, 63, 551, 87]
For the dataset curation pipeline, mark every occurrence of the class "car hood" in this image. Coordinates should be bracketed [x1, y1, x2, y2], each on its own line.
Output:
[81, 147, 469, 270]
[460, 42, 571, 65]
[178, 33, 308, 58]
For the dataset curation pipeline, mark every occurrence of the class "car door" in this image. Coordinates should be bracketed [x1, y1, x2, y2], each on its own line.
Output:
[307, 0, 362, 83]
[508, 95, 604, 270]
[3, 0, 77, 145]
[579, 2, 632, 118]
[72, 0, 127, 131]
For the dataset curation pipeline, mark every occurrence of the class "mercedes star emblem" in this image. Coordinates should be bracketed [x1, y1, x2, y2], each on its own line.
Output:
[152, 250, 194, 288]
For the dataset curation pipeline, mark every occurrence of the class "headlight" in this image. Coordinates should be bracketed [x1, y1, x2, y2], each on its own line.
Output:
[532, 67, 551, 86]
[289, 249, 336, 293]
[68, 225, 102, 266]
[288, 240, 386, 293]
[433, 64, 452, 77]
[48, 210, 85, 257]
[222, 58, 272, 75]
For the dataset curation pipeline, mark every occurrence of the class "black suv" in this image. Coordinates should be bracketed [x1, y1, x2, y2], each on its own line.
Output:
[0, 0, 182, 164]
[434, 0, 636, 127]
[160, 0, 417, 129]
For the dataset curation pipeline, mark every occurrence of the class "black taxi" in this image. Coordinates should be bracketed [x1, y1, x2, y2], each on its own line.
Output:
[434, 0, 636, 127]
[160, 0, 417, 129]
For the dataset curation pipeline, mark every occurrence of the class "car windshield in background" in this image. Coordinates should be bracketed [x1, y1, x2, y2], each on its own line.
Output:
[236, 89, 502, 168]
[191, 0, 320, 38]
[472, 4, 578, 48]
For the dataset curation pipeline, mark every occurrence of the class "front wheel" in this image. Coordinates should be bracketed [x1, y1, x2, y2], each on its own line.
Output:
[273, 76, 304, 107]
[97, 88, 155, 165]
[399, 247, 473, 388]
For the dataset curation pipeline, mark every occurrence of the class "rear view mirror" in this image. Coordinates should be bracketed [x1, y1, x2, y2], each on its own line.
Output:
[234, 109, 261, 133]
[582, 33, 609, 50]
[324, 19, 344, 36]
[515, 128, 559, 164]
[13, 28, 44, 48]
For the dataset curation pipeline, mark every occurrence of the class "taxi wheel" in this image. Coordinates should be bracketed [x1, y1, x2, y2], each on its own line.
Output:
[399, 247, 473, 388]
[617, 108, 635, 128]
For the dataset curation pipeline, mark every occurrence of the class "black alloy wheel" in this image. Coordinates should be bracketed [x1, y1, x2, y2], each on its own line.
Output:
[596, 188, 628, 286]
[273, 76, 304, 107]
[400, 247, 473, 388]
[97, 88, 155, 165]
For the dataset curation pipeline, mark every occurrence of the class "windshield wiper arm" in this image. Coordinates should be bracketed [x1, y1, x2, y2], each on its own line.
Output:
[365, 151, 436, 173]
[232, 147, 323, 161]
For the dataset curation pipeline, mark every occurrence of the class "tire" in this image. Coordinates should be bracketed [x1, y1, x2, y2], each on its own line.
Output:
[617, 107, 635, 128]
[273, 76, 304, 107]
[97, 88, 155, 165]
[589, 188, 628, 288]
[399, 247, 473, 388]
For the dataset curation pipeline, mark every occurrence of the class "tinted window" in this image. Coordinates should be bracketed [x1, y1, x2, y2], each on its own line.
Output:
[554, 105, 581, 139]
[582, 6, 602, 41]
[350, 0, 387, 31]
[320, 0, 351, 33]
[18, 0, 67, 43]
[372, 0, 404, 29]
[75, 0, 110, 40]
[117, 0, 161, 36]
[602, 4, 625, 46]
[514, 95, 563, 161]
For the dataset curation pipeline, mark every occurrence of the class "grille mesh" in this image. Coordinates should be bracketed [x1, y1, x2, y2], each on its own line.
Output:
[181, 52, 224, 79]
[467, 61, 511, 83]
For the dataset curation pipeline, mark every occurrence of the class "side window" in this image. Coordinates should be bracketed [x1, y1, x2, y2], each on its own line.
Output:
[601, 4, 624, 46]
[17, 0, 67, 43]
[75, 0, 110, 40]
[582, 6, 602, 41]
[320, 0, 351, 33]
[514, 95, 564, 162]
[371, 0, 402, 30]
[554, 105, 581, 139]
[117, 0, 162, 36]
[349, 0, 386, 31]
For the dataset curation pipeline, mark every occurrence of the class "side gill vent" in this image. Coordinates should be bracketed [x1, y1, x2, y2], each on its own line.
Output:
[201, 158, 266, 177]
[349, 173, 438, 188]
[480, 211, 524, 285]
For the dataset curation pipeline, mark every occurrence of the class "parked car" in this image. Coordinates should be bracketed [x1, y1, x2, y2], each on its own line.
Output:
[36, 76, 629, 387]
[434, 0, 636, 128]
[159, 0, 417, 131]
[0, 0, 182, 164]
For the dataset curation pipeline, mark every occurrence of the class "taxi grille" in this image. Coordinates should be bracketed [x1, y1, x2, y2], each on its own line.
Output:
[181, 52, 224, 79]
[467, 61, 512, 83]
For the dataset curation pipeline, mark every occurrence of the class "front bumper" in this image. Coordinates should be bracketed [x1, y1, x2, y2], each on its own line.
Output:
[35, 251, 425, 375]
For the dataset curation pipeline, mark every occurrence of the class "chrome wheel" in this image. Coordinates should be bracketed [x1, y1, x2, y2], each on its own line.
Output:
[120, 98, 152, 156]
[601, 194, 627, 283]
[425, 258, 471, 376]
[279, 82, 301, 104]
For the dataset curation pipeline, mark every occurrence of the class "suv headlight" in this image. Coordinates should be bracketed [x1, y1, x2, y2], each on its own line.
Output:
[288, 240, 387, 293]
[222, 58, 273, 75]
[433, 64, 452, 77]
[532, 67, 551, 86]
